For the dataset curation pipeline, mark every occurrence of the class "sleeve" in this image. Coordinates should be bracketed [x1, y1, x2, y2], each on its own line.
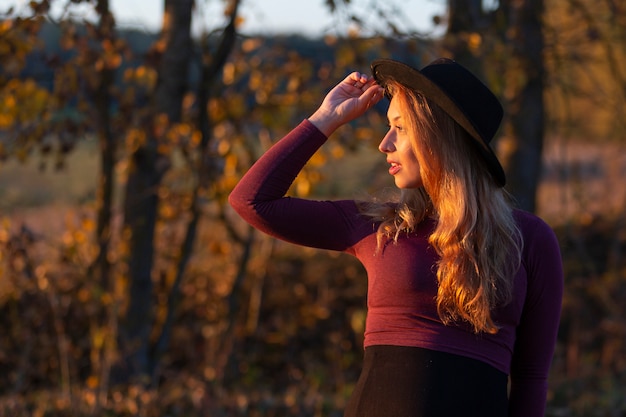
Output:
[228, 119, 367, 251]
[508, 216, 564, 417]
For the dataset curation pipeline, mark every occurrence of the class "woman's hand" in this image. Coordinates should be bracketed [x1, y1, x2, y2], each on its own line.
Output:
[308, 72, 384, 137]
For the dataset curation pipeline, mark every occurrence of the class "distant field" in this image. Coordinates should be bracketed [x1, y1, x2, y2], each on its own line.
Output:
[0, 141, 99, 213]
[537, 138, 626, 224]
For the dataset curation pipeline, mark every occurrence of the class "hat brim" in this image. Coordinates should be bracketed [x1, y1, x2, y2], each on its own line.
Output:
[371, 59, 506, 187]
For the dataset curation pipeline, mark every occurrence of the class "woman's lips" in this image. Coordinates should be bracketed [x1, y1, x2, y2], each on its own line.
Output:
[388, 161, 400, 175]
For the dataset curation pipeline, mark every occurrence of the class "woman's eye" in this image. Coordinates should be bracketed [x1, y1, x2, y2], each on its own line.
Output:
[385, 122, 405, 133]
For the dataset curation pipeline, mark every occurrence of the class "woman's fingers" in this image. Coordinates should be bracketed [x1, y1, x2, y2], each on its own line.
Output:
[344, 71, 384, 109]
[360, 83, 384, 109]
[309, 73, 384, 136]
[346, 72, 372, 89]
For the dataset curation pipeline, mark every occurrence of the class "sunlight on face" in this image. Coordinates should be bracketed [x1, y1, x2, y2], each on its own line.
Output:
[378, 97, 422, 189]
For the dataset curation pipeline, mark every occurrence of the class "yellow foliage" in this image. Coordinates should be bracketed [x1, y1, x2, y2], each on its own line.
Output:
[81, 218, 95, 232]
[182, 93, 195, 112]
[223, 62, 236, 85]
[208, 98, 227, 121]
[96, 52, 122, 71]
[176, 123, 192, 138]
[73, 230, 87, 244]
[0, 114, 12, 130]
[86, 375, 99, 389]
[248, 70, 263, 90]
[125, 128, 147, 152]
[160, 203, 176, 220]
[191, 130, 202, 146]
[0, 18, 41, 75]
[295, 176, 311, 197]
[330, 144, 345, 159]
[134, 65, 148, 79]
[91, 328, 106, 350]
[0, 41, 9, 56]
[287, 76, 300, 92]
[77, 288, 91, 303]
[0, 225, 8, 244]
[100, 293, 113, 306]
[336, 44, 357, 68]
[0, 20, 12, 32]
[216, 139, 230, 156]
[157, 142, 172, 154]
[62, 231, 74, 246]
[307, 170, 321, 183]
[308, 150, 327, 167]
[36, 274, 49, 291]
[354, 127, 374, 141]
[223, 154, 238, 176]
[124, 66, 157, 90]
[218, 175, 240, 193]
[227, 95, 247, 119]
[0, 78, 52, 129]
[255, 90, 269, 104]
[241, 38, 262, 53]
[468, 32, 482, 51]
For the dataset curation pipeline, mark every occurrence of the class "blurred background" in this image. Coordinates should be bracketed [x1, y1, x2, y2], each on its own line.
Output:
[0, 0, 624, 416]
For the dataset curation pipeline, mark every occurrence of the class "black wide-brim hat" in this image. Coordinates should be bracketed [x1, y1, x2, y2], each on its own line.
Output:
[371, 58, 506, 187]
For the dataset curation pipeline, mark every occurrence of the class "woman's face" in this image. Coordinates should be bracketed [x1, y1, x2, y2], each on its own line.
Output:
[378, 96, 423, 189]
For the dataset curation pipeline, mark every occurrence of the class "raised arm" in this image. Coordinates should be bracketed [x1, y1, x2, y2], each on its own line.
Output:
[228, 72, 383, 250]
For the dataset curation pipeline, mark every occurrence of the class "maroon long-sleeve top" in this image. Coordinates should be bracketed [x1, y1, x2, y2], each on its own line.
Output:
[229, 120, 564, 417]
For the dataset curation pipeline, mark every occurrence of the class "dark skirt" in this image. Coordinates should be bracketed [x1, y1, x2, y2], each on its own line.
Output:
[344, 345, 509, 417]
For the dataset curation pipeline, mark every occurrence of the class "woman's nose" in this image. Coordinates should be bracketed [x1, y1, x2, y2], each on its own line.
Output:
[378, 131, 395, 153]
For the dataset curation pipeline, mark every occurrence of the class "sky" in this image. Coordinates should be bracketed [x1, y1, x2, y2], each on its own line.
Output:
[1, 0, 446, 37]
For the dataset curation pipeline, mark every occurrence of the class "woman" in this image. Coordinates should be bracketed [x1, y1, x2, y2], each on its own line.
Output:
[229, 58, 563, 417]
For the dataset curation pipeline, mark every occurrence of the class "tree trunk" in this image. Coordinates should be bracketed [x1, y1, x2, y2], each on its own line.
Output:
[91, 0, 118, 409]
[91, 1, 115, 292]
[445, 0, 545, 212]
[445, 0, 485, 73]
[150, 0, 241, 383]
[119, 0, 193, 382]
[499, 0, 545, 212]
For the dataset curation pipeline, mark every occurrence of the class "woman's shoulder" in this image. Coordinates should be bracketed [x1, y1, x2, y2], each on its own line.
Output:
[512, 208, 555, 233]
[512, 209, 561, 258]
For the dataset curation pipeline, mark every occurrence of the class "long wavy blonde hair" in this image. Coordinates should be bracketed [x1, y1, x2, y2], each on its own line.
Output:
[360, 80, 522, 334]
